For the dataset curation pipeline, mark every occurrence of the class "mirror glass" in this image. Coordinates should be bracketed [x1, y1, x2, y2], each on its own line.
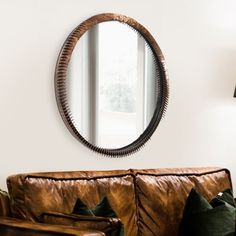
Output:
[67, 21, 160, 149]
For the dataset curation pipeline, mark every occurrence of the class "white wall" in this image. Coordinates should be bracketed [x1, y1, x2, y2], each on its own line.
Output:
[0, 0, 236, 191]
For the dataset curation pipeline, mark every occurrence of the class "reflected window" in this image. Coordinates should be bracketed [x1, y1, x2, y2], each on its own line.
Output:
[68, 22, 158, 148]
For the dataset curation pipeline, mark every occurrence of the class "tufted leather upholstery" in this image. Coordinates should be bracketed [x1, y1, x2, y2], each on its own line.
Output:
[4, 167, 232, 236]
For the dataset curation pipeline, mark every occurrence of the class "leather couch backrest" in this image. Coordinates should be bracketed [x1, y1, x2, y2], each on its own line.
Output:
[7, 168, 232, 236]
[133, 168, 232, 236]
[7, 170, 137, 236]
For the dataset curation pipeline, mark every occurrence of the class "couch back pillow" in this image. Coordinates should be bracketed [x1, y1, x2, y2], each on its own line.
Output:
[7, 170, 137, 236]
[134, 168, 232, 236]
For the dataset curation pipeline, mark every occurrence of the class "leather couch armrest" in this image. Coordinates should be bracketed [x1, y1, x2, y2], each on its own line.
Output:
[41, 212, 122, 236]
[0, 190, 11, 217]
[0, 217, 105, 236]
[41, 211, 120, 222]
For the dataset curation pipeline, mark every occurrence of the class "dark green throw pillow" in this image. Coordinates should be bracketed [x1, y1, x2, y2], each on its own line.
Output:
[92, 197, 119, 218]
[178, 188, 236, 236]
[73, 198, 94, 216]
[73, 197, 124, 236]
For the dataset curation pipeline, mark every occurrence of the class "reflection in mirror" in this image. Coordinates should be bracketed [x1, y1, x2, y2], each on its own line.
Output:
[67, 21, 159, 149]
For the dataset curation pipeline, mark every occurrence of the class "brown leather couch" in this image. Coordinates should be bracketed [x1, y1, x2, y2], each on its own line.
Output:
[0, 167, 233, 236]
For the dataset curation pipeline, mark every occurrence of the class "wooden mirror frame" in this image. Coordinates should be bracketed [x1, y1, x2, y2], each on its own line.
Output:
[55, 13, 169, 157]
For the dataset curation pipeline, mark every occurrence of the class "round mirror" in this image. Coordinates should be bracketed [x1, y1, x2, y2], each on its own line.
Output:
[55, 13, 168, 156]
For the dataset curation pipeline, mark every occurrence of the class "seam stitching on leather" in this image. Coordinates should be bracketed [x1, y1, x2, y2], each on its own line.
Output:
[22, 176, 28, 220]
[134, 168, 229, 177]
[24, 173, 133, 181]
[131, 172, 140, 236]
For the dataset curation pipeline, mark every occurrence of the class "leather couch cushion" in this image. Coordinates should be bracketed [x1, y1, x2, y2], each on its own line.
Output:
[135, 168, 231, 236]
[7, 170, 137, 236]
